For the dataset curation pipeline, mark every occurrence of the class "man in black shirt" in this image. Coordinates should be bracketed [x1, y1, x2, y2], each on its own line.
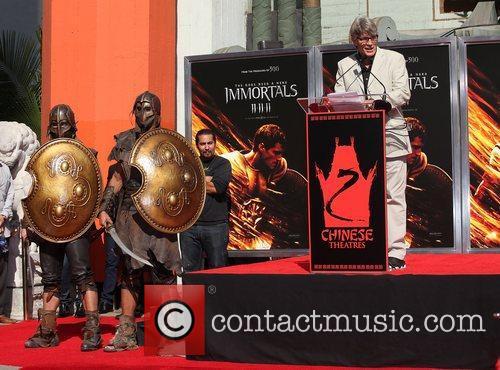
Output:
[180, 129, 232, 272]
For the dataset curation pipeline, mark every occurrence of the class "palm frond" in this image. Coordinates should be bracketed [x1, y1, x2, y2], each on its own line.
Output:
[0, 30, 41, 136]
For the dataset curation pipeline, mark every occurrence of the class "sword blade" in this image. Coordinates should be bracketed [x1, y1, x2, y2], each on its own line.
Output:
[107, 226, 153, 267]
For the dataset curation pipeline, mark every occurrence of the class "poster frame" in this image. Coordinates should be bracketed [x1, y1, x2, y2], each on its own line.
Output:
[184, 47, 316, 258]
[457, 36, 500, 253]
[316, 38, 462, 253]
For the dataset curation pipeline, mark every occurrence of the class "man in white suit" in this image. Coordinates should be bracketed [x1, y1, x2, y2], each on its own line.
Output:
[335, 16, 411, 270]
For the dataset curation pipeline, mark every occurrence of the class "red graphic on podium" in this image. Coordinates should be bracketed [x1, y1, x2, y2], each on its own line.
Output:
[315, 137, 377, 227]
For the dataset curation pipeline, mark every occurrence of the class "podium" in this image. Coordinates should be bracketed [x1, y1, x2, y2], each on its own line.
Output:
[298, 97, 388, 272]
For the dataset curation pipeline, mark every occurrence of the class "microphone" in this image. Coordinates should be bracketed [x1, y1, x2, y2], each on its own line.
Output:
[367, 70, 388, 102]
[333, 54, 359, 92]
[368, 69, 391, 112]
[354, 54, 392, 112]
[353, 60, 388, 100]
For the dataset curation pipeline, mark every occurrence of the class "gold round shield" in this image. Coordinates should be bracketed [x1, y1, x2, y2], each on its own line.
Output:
[130, 128, 205, 233]
[22, 139, 103, 243]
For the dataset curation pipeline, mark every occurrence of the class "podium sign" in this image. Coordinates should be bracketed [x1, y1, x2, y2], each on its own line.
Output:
[307, 111, 387, 272]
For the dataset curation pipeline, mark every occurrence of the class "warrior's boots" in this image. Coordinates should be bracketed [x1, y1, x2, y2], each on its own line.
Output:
[81, 311, 102, 351]
[25, 309, 102, 351]
[25, 309, 59, 348]
[103, 314, 138, 352]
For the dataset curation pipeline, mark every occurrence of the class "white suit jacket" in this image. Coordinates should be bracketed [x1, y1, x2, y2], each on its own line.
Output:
[335, 47, 411, 158]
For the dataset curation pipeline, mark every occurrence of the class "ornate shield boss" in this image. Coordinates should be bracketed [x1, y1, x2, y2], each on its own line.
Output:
[130, 128, 205, 233]
[22, 139, 103, 243]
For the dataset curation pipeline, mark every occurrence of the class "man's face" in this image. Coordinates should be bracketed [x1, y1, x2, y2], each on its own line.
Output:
[259, 142, 284, 170]
[197, 134, 216, 160]
[353, 32, 378, 59]
[407, 136, 424, 165]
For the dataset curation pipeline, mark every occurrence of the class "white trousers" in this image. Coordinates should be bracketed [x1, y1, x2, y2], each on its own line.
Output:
[386, 156, 408, 259]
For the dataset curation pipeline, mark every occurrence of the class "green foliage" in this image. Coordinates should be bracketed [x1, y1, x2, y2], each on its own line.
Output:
[0, 29, 41, 137]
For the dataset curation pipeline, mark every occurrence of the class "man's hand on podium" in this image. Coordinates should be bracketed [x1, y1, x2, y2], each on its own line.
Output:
[373, 99, 392, 112]
[363, 99, 374, 110]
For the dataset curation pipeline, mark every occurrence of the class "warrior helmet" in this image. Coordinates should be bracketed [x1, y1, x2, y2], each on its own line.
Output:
[47, 104, 77, 139]
[133, 91, 161, 132]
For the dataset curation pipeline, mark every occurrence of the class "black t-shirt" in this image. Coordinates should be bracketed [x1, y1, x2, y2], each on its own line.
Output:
[196, 155, 232, 225]
[356, 53, 373, 98]
[360, 63, 372, 97]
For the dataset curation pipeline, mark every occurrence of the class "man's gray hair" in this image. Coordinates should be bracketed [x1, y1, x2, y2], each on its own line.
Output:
[349, 16, 378, 42]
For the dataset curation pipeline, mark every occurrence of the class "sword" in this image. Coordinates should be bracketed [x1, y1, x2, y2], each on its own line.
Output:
[105, 225, 153, 267]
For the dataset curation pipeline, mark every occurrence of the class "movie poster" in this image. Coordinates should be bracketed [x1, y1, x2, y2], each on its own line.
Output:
[308, 111, 387, 271]
[190, 53, 309, 250]
[466, 42, 499, 249]
[322, 44, 454, 248]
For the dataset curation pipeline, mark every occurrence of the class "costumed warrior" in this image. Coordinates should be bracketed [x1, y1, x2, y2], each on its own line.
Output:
[98, 91, 183, 352]
[24, 104, 102, 351]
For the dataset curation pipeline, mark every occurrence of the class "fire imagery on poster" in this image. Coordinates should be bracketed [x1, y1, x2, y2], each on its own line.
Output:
[322, 44, 454, 248]
[308, 112, 387, 271]
[466, 43, 499, 249]
[190, 53, 309, 250]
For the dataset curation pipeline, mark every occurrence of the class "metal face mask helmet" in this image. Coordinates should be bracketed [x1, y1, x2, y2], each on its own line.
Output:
[48, 104, 77, 139]
[133, 91, 161, 132]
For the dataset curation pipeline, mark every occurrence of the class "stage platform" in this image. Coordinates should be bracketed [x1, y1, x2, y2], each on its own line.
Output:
[0, 254, 498, 369]
[4, 317, 493, 370]
[197, 253, 500, 275]
[184, 254, 500, 369]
